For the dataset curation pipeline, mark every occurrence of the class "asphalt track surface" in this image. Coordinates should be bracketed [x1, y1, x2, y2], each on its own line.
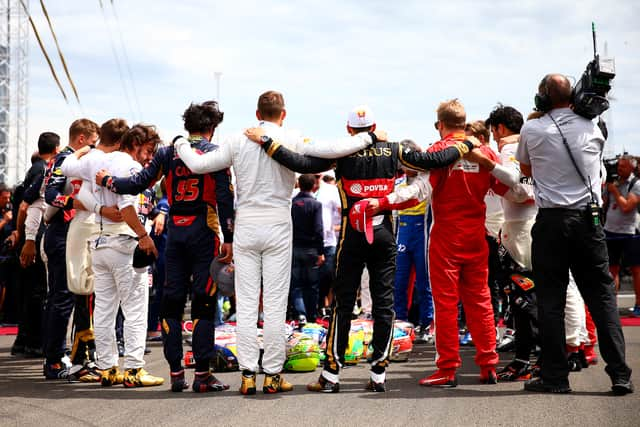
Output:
[0, 321, 638, 426]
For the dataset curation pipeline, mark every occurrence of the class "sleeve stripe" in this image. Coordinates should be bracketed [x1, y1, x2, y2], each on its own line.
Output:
[398, 145, 428, 172]
[266, 141, 282, 157]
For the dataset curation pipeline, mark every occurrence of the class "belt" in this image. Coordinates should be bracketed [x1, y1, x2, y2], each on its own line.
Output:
[538, 207, 588, 215]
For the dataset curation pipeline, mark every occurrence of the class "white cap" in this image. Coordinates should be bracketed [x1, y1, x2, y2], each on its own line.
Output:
[347, 105, 375, 128]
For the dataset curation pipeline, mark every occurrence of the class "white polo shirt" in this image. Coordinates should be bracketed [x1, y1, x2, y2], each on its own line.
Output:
[315, 180, 341, 248]
[516, 108, 605, 209]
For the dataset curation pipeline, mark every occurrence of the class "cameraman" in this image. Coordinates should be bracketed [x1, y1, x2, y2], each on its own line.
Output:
[515, 74, 633, 395]
[604, 156, 640, 315]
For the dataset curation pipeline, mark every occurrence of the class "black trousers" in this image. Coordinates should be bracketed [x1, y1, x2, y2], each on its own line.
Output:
[486, 235, 502, 326]
[14, 237, 47, 349]
[532, 208, 631, 386]
[324, 217, 396, 374]
[513, 292, 539, 361]
[43, 221, 93, 365]
[290, 246, 320, 320]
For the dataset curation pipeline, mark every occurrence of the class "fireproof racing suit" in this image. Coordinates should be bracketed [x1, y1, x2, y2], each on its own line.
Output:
[391, 132, 507, 372]
[174, 123, 375, 375]
[100, 136, 234, 374]
[393, 178, 433, 328]
[258, 134, 472, 377]
[43, 146, 96, 368]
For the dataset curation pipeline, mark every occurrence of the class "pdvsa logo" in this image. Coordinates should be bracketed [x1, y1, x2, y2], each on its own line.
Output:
[364, 184, 388, 192]
[350, 183, 363, 194]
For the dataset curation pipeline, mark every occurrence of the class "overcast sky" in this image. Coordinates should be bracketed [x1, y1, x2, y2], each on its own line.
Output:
[26, 0, 640, 162]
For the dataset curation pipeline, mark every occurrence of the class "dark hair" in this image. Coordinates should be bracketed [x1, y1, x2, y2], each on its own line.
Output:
[30, 152, 41, 164]
[322, 175, 335, 184]
[298, 174, 316, 192]
[182, 101, 224, 133]
[485, 104, 524, 134]
[120, 124, 161, 153]
[257, 90, 285, 120]
[69, 118, 99, 141]
[100, 118, 129, 146]
[350, 126, 373, 134]
[37, 132, 60, 155]
[0, 182, 10, 194]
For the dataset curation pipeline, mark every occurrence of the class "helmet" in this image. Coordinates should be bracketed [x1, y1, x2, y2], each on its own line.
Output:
[211, 344, 239, 372]
[301, 323, 327, 345]
[209, 257, 235, 297]
[344, 327, 365, 365]
[284, 333, 321, 372]
[394, 320, 416, 342]
[390, 327, 413, 362]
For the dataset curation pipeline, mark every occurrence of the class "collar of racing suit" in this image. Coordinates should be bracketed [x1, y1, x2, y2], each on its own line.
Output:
[258, 120, 281, 131]
[440, 131, 467, 143]
[187, 135, 208, 144]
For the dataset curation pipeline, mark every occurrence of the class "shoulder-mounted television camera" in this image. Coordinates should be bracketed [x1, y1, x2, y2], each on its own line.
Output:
[603, 157, 619, 183]
[572, 23, 616, 119]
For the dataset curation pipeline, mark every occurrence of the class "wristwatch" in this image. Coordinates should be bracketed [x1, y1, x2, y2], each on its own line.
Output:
[260, 135, 272, 145]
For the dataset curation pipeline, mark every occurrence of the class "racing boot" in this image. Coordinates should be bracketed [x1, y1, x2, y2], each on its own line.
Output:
[123, 368, 164, 388]
[170, 369, 189, 392]
[239, 370, 257, 395]
[479, 367, 498, 384]
[263, 373, 294, 394]
[497, 359, 532, 381]
[530, 358, 541, 378]
[44, 362, 70, 380]
[497, 328, 515, 352]
[68, 362, 102, 383]
[307, 371, 340, 393]
[459, 328, 473, 346]
[414, 324, 434, 344]
[192, 371, 230, 393]
[419, 369, 458, 387]
[566, 345, 582, 372]
[101, 366, 124, 387]
[365, 370, 386, 392]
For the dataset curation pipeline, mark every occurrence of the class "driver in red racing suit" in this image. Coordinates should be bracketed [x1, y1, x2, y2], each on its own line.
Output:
[370, 99, 516, 387]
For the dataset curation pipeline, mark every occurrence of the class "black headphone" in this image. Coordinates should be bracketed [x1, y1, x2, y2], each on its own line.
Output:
[534, 75, 552, 113]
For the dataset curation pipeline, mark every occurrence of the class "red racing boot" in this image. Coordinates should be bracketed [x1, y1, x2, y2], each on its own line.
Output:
[480, 366, 498, 384]
[419, 369, 458, 387]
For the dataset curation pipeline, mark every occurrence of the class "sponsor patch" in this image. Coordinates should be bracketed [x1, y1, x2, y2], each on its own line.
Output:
[452, 159, 480, 173]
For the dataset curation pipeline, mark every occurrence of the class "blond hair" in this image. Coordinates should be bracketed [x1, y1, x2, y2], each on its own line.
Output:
[437, 99, 466, 129]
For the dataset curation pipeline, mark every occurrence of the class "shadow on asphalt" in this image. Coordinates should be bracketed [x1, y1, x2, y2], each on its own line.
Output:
[0, 336, 625, 400]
